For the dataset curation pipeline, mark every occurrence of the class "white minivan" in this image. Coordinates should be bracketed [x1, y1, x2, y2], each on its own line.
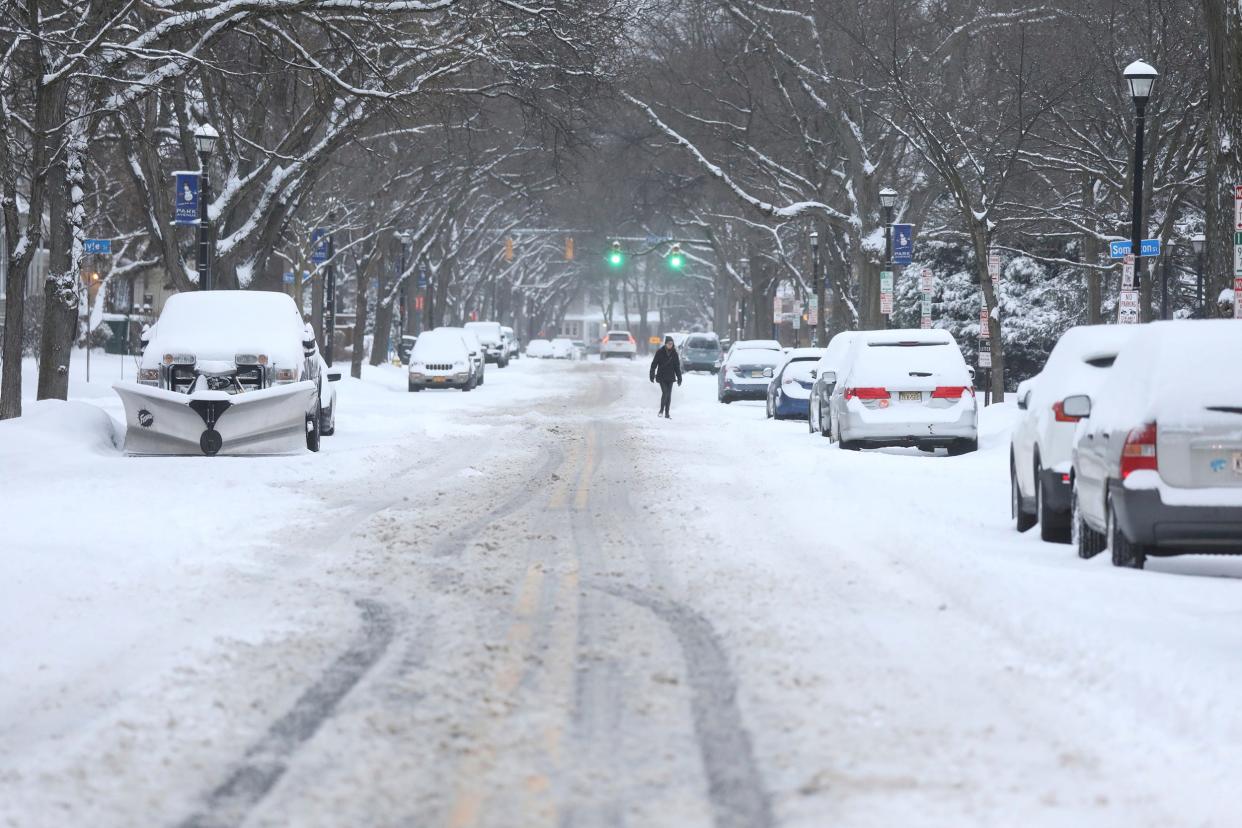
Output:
[1010, 325, 1135, 541]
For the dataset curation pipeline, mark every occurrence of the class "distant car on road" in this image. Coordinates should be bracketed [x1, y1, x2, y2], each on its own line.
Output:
[1070, 321, 1242, 569]
[717, 340, 783, 403]
[407, 328, 479, 392]
[680, 333, 722, 373]
[808, 331, 858, 438]
[766, 348, 825, 420]
[601, 330, 637, 360]
[501, 326, 520, 361]
[825, 329, 978, 454]
[550, 338, 576, 360]
[1010, 325, 1135, 541]
[526, 339, 554, 359]
[437, 327, 486, 385]
[465, 321, 509, 367]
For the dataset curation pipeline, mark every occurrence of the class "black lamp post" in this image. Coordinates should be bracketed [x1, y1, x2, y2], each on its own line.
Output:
[323, 205, 338, 365]
[1123, 60, 1157, 310]
[1191, 233, 1206, 317]
[194, 124, 218, 290]
[879, 187, 898, 329]
[810, 230, 822, 346]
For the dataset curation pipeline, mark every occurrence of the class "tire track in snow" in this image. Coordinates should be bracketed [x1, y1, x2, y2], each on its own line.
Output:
[176, 599, 394, 828]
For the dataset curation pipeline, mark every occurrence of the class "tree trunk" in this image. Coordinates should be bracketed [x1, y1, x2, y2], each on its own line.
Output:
[972, 226, 1005, 403]
[37, 118, 85, 402]
[351, 261, 369, 380]
[1082, 175, 1102, 325]
[1204, 0, 1242, 310]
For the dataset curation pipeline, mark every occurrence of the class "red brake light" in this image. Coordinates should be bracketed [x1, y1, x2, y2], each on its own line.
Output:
[845, 387, 889, 400]
[931, 386, 973, 399]
[1052, 400, 1082, 423]
[1120, 422, 1158, 479]
[629, 335, 636, 344]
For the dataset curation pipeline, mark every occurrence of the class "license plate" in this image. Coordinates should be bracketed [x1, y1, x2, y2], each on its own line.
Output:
[899, 391, 922, 402]
[1234, 452, 1242, 474]
[433, 377, 446, 383]
[751, 370, 765, 378]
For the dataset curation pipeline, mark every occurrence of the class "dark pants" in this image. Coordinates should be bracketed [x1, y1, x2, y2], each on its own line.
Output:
[659, 380, 674, 414]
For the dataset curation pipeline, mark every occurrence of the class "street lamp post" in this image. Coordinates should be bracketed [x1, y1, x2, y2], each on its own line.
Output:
[879, 187, 898, 330]
[1192, 232, 1206, 317]
[324, 207, 338, 365]
[810, 230, 822, 346]
[194, 124, 218, 290]
[1124, 60, 1157, 317]
[396, 231, 410, 356]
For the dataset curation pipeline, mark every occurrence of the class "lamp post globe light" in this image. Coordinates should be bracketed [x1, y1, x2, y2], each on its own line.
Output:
[879, 187, 898, 329]
[194, 123, 218, 290]
[1123, 60, 1157, 308]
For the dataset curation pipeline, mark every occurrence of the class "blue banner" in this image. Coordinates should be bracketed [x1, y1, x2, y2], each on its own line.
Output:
[892, 224, 914, 265]
[83, 238, 111, 255]
[174, 173, 199, 225]
[311, 229, 330, 264]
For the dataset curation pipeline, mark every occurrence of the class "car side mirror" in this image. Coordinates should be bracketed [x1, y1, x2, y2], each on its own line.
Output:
[327, 372, 341, 382]
[1017, 391, 1029, 410]
[303, 338, 317, 356]
[810, 369, 818, 379]
[1062, 394, 1091, 418]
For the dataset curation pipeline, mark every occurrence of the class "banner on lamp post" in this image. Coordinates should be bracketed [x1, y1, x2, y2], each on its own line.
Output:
[173, 172, 199, 225]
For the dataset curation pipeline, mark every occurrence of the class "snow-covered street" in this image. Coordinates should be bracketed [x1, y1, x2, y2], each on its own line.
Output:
[3, 354, 1242, 827]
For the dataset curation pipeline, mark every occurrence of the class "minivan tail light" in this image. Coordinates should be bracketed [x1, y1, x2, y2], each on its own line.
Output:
[1052, 400, 1081, 423]
[1120, 422, 1158, 478]
[845, 387, 889, 400]
[931, 386, 972, 399]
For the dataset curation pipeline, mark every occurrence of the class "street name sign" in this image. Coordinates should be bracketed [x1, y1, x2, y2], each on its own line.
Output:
[83, 239, 111, 255]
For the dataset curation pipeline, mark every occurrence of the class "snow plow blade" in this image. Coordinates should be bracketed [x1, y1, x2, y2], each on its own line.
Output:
[113, 381, 317, 456]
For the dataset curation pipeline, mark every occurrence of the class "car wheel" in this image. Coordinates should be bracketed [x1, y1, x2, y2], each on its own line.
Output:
[766, 396, 774, 419]
[1037, 463, 1070, 543]
[807, 407, 816, 433]
[1012, 456, 1037, 532]
[408, 379, 419, 392]
[1108, 496, 1147, 569]
[839, 438, 861, 451]
[1072, 481, 1104, 559]
[321, 404, 335, 437]
[305, 405, 321, 453]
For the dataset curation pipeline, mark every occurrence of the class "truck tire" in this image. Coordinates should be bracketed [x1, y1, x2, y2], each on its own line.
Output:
[306, 407, 321, 452]
[1072, 482, 1105, 559]
[1037, 462, 1070, 543]
[1108, 497, 1147, 569]
[1012, 456, 1037, 532]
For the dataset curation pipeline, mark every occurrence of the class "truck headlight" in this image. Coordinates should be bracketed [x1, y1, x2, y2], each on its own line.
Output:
[162, 353, 195, 366]
[235, 353, 268, 366]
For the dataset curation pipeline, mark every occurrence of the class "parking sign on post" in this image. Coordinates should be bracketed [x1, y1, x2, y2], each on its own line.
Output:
[1122, 254, 1136, 290]
[988, 253, 1001, 288]
[880, 271, 893, 315]
[1235, 277, 1242, 320]
[1119, 290, 1140, 324]
[807, 295, 818, 326]
[919, 269, 933, 293]
[1234, 184, 1242, 231]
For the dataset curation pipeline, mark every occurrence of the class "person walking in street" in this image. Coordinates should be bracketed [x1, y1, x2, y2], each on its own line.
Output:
[649, 335, 683, 418]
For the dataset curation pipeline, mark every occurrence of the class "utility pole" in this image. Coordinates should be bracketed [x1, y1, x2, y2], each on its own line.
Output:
[323, 211, 337, 365]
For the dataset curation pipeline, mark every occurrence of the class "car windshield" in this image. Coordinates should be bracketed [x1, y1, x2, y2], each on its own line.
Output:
[783, 360, 818, 381]
[686, 337, 718, 350]
[608, 333, 630, 341]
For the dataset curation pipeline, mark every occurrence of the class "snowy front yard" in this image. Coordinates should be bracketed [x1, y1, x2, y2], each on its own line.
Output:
[2, 352, 1241, 827]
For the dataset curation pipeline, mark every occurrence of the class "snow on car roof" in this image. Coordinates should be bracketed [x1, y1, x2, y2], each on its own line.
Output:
[1089, 321, 1242, 432]
[734, 339, 781, 351]
[845, 329, 969, 386]
[412, 329, 469, 360]
[144, 290, 305, 365]
[859, 328, 954, 346]
[1024, 325, 1137, 409]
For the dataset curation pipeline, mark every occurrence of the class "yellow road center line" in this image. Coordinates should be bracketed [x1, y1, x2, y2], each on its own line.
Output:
[546, 438, 581, 511]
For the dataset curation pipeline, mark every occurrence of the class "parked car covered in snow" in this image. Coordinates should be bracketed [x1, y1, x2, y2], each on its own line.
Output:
[551, 338, 576, 360]
[717, 340, 783, 403]
[408, 328, 479, 391]
[824, 329, 977, 454]
[526, 338, 554, 359]
[465, 321, 509, 367]
[600, 330, 637, 360]
[680, 333, 722, 373]
[438, 327, 486, 385]
[1010, 325, 1135, 541]
[808, 331, 858, 438]
[501, 326, 520, 360]
[766, 347, 824, 420]
[397, 335, 418, 365]
[1070, 321, 1242, 569]
[115, 290, 338, 456]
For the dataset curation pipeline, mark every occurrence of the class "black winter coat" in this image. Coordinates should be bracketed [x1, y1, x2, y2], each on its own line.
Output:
[649, 346, 683, 384]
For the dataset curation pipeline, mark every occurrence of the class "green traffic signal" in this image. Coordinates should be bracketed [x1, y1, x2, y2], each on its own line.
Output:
[608, 241, 624, 267]
[667, 244, 684, 270]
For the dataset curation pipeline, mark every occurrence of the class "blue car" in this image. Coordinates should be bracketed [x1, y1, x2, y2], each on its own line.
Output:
[766, 348, 825, 420]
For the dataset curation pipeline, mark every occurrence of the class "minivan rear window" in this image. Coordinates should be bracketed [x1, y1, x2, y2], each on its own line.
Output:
[1084, 355, 1116, 368]
[686, 337, 718, 349]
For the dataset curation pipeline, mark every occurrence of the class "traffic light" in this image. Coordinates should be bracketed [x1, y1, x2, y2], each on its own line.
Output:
[607, 241, 624, 268]
[667, 244, 684, 271]
[565, 237, 574, 261]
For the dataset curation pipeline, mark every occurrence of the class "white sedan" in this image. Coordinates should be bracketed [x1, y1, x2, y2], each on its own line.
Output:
[526, 339, 554, 359]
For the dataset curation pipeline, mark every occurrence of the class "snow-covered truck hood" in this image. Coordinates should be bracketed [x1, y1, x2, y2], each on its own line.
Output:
[140, 291, 307, 369]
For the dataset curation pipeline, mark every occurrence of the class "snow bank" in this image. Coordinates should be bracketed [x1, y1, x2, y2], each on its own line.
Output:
[0, 399, 119, 466]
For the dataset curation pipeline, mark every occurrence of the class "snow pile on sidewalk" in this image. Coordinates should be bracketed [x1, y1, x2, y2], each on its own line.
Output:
[0, 399, 120, 468]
